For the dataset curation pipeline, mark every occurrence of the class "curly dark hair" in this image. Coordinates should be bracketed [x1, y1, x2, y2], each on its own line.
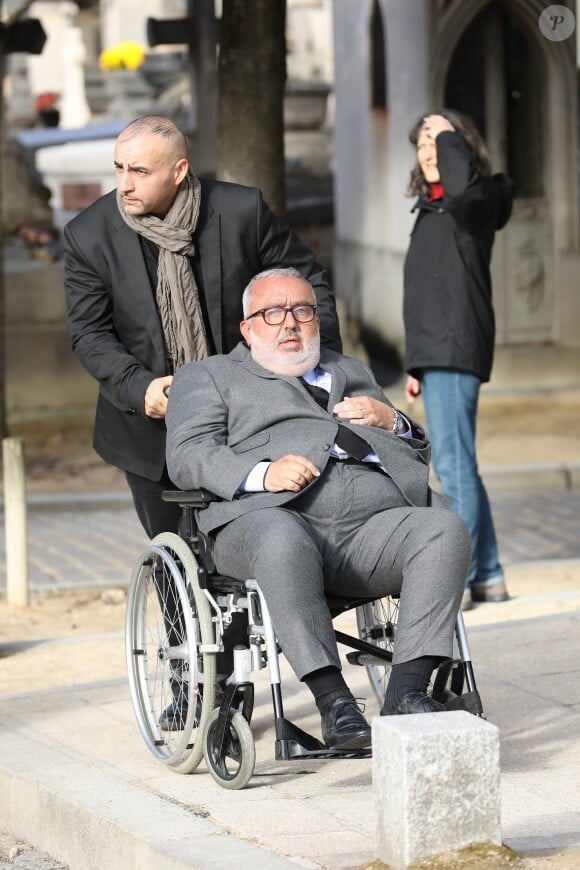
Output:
[406, 109, 492, 197]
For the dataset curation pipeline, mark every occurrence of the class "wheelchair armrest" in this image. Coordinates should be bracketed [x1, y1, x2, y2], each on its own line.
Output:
[162, 489, 220, 509]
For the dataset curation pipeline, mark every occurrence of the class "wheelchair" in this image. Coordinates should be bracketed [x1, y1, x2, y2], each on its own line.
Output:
[125, 490, 484, 790]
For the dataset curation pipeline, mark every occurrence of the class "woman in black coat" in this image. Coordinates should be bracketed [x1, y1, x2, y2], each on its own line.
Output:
[402, 110, 513, 609]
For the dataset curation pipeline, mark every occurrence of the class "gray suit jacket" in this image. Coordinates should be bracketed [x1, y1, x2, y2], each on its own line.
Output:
[166, 343, 432, 534]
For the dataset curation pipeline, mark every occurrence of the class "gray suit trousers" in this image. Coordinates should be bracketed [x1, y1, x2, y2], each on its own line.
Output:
[212, 462, 470, 680]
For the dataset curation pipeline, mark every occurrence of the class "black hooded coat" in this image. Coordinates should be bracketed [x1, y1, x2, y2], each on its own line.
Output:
[403, 131, 513, 383]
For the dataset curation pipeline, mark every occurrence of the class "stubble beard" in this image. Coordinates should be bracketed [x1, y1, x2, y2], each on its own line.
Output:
[120, 197, 145, 216]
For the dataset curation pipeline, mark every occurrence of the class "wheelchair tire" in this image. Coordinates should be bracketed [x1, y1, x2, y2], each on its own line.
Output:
[356, 595, 399, 706]
[357, 597, 466, 709]
[204, 708, 256, 790]
[126, 532, 216, 774]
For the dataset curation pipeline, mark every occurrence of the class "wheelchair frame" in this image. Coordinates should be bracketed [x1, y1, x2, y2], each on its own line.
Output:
[126, 490, 483, 790]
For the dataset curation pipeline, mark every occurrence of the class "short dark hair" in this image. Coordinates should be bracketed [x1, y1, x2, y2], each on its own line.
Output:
[118, 115, 189, 160]
[406, 109, 492, 197]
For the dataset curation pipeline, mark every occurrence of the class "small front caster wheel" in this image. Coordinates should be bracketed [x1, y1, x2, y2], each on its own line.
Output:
[203, 708, 255, 790]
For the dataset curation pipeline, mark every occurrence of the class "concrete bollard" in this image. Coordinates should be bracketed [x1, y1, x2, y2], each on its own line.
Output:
[2, 437, 29, 607]
[373, 711, 501, 869]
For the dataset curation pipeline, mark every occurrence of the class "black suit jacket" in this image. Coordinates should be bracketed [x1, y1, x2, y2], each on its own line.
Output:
[64, 180, 342, 480]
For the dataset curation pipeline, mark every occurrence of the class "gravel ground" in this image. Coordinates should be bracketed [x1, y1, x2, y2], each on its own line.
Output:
[0, 833, 68, 869]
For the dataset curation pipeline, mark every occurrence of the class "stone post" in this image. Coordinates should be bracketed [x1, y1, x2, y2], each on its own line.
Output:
[3, 438, 29, 608]
[60, 22, 91, 129]
[373, 711, 501, 868]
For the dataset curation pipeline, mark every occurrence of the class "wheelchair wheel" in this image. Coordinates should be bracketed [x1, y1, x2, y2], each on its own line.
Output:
[357, 596, 466, 708]
[126, 532, 216, 774]
[356, 595, 399, 705]
[204, 708, 255, 790]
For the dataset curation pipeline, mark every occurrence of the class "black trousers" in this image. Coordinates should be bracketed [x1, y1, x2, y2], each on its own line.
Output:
[125, 467, 182, 539]
[125, 467, 245, 680]
[126, 468, 185, 697]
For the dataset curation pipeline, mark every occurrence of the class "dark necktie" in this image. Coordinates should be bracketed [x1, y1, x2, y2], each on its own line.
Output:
[299, 378, 371, 461]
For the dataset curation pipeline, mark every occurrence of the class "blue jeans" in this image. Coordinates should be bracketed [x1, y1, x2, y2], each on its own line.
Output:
[420, 369, 503, 589]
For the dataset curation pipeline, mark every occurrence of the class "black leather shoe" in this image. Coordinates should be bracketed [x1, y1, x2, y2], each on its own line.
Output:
[321, 697, 372, 750]
[382, 691, 446, 716]
[159, 698, 188, 731]
[471, 580, 509, 603]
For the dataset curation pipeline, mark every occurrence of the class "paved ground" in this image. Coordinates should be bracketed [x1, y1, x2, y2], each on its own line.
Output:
[0, 560, 579, 870]
[1, 481, 580, 869]
[1, 360, 579, 868]
[1, 488, 579, 595]
[0, 502, 147, 593]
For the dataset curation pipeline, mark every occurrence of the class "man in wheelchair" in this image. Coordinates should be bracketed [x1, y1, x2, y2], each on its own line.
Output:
[165, 268, 470, 751]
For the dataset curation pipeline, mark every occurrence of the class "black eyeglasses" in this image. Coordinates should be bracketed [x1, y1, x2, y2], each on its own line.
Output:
[246, 304, 318, 326]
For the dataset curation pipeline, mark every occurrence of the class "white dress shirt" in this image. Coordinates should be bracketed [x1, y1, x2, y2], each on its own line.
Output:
[240, 367, 411, 493]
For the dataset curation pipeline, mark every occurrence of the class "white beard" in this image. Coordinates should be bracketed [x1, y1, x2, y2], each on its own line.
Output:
[249, 328, 321, 376]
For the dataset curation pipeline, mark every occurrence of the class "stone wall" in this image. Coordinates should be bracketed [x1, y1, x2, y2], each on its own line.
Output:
[5, 246, 96, 423]
[1, 140, 53, 228]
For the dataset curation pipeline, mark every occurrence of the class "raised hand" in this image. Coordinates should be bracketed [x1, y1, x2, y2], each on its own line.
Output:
[332, 395, 397, 430]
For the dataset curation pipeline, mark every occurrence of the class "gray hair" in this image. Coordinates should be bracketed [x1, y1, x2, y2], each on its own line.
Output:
[242, 268, 314, 317]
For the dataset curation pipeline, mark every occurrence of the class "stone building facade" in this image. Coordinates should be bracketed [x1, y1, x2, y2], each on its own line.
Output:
[332, 0, 580, 352]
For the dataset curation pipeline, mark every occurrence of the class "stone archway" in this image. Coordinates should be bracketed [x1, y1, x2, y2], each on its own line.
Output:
[430, 0, 578, 345]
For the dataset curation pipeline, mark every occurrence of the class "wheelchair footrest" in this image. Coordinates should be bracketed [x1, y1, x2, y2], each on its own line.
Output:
[274, 717, 372, 760]
[444, 689, 484, 716]
[346, 650, 392, 668]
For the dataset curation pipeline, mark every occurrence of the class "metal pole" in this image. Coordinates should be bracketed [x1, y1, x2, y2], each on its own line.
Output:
[0, 24, 7, 440]
[3, 437, 29, 606]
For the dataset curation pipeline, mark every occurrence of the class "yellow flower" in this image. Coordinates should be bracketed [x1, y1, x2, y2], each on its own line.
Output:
[99, 41, 145, 72]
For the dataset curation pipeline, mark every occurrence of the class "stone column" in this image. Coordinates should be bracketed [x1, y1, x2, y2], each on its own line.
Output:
[381, 0, 429, 347]
[332, 0, 429, 349]
[383, 0, 429, 253]
[100, 0, 185, 50]
[100, 0, 147, 48]
[27, 2, 79, 111]
[60, 22, 92, 129]
[484, 9, 507, 173]
[332, 0, 389, 323]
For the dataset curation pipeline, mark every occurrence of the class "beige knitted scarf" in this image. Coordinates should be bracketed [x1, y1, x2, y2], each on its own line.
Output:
[117, 172, 209, 371]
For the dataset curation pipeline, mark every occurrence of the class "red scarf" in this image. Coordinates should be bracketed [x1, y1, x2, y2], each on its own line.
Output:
[427, 182, 444, 202]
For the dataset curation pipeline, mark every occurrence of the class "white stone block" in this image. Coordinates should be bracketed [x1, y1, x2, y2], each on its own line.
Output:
[60, 25, 91, 130]
[372, 711, 501, 869]
[37, 140, 116, 232]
